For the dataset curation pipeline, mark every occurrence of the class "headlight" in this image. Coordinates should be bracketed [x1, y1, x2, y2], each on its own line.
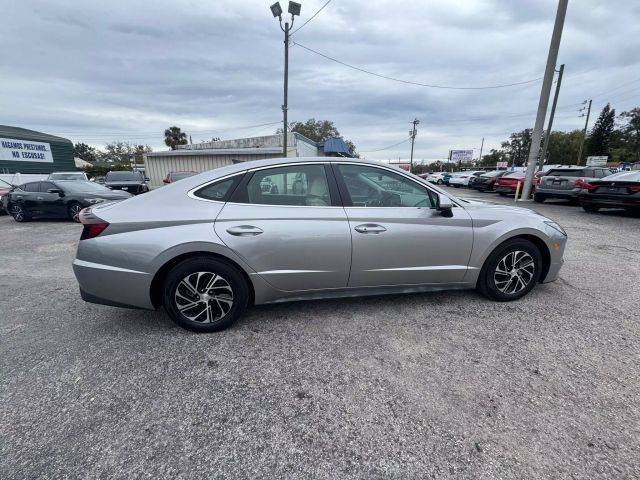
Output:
[83, 198, 105, 204]
[544, 220, 567, 236]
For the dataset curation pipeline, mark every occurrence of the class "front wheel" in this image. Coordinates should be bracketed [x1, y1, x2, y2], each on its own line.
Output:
[498, 192, 507, 197]
[9, 204, 29, 222]
[437, 179, 443, 185]
[533, 193, 545, 203]
[163, 257, 249, 332]
[67, 202, 83, 222]
[477, 239, 542, 301]
[582, 204, 600, 213]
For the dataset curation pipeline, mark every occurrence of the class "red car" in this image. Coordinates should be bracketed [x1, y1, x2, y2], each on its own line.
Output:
[494, 172, 534, 196]
[163, 171, 198, 184]
[0, 178, 14, 213]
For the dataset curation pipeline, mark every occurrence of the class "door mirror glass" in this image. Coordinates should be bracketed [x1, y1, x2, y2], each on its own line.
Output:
[436, 193, 453, 216]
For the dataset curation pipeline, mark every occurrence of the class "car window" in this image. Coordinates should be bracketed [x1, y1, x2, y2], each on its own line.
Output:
[40, 182, 58, 192]
[106, 171, 143, 181]
[23, 182, 40, 192]
[595, 169, 607, 178]
[546, 169, 583, 177]
[243, 165, 331, 206]
[194, 176, 239, 201]
[337, 164, 434, 208]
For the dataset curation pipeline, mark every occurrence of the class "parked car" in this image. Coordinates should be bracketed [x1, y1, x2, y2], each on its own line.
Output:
[448, 172, 477, 188]
[534, 167, 612, 204]
[163, 171, 198, 184]
[442, 172, 453, 186]
[0, 178, 14, 213]
[104, 171, 149, 195]
[578, 171, 640, 213]
[494, 172, 532, 196]
[465, 171, 487, 188]
[5, 180, 132, 222]
[47, 172, 90, 181]
[470, 170, 508, 191]
[73, 157, 567, 333]
[427, 172, 447, 185]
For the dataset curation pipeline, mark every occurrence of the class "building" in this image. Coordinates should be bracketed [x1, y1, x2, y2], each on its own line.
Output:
[144, 132, 354, 187]
[0, 126, 75, 177]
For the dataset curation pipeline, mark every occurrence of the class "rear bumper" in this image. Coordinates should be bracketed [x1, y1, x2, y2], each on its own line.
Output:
[536, 187, 581, 199]
[73, 258, 155, 310]
[495, 186, 517, 194]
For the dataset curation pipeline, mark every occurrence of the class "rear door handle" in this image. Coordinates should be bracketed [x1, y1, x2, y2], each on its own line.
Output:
[354, 224, 387, 234]
[226, 225, 264, 236]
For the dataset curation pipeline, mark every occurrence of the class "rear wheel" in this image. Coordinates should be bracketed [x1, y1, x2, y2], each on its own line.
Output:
[498, 192, 507, 197]
[67, 202, 83, 222]
[533, 193, 546, 203]
[582, 204, 600, 213]
[477, 239, 542, 301]
[9, 204, 29, 222]
[437, 179, 443, 185]
[163, 257, 249, 332]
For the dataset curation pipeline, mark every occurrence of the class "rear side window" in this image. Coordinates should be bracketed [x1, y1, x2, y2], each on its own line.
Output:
[40, 182, 58, 192]
[23, 182, 40, 192]
[244, 165, 332, 206]
[193, 176, 240, 201]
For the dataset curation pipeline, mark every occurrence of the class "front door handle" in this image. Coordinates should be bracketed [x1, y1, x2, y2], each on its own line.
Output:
[354, 224, 387, 234]
[226, 225, 264, 236]
[36, 196, 44, 200]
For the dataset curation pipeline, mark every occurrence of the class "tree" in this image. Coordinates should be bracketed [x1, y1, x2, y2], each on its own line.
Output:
[546, 130, 583, 165]
[480, 149, 508, 167]
[586, 103, 616, 157]
[277, 118, 357, 155]
[133, 144, 153, 164]
[97, 141, 152, 164]
[501, 129, 533, 167]
[73, 142, 97, 163]
[617, 107, 640, 163]
[164, 126, 188, 150]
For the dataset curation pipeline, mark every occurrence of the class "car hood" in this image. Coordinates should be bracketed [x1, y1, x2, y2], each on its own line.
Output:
[461, 200, 544, 219]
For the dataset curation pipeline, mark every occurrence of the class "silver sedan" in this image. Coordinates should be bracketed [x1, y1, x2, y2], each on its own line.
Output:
[73, 157, 567, 332]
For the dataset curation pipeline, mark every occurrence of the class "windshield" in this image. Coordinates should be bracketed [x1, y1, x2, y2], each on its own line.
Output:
[481, 171, 501, 177]
[0, 178, 12, 188]
[49, 173, 85, 180]
[57, 181, 112, 193]
[172, 172, 196, 181]
[545, 169, 584, 177]
[106, 171, 142, 181]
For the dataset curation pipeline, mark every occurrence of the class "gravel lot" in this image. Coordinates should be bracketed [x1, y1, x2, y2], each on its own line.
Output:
[1, 189, 639, 479]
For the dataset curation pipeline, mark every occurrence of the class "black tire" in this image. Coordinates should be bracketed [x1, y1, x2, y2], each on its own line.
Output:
[477, 239, 542, 301]
[568, 198, 579, 206]
[67, 202, 83, 222]
[437, 179, 443, 185]
[163, 256, 249, 332]
[454, 185, 460, 188]
[9, 204, 30, 222]
[498, 192, 507, 197]
[533, 193, 545, 203]
[582, 204, 600, 213]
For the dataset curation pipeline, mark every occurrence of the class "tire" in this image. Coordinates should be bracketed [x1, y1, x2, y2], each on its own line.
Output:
[163, 256, 249, 333]
[9, 204, 30, 222]
[582, 204, 600, 213]
[437, 179, 443, 185]
[67, 202, 83, 222]
[533, 193, 545, 203]
[498, 192, 507, 197]
[477, 239, 542, 301]
[454, 185, 460, 188]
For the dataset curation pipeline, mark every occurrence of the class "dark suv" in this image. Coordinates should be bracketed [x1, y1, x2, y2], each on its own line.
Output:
[534, 167, 613, 203]
[104, 171, 150, 195]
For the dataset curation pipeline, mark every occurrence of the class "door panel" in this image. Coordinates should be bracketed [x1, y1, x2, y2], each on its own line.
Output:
[345, 206, 473, 286]
[38, 182, 65, 216]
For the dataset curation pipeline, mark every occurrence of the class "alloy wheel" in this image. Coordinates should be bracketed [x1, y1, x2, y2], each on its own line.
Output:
[10, 205, 25, 222]
[69, 204, 83, 222]
[493, 250, 535, 295]
[174, 271, 234, 323]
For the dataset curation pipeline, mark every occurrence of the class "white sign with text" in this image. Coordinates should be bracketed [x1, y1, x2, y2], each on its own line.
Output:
[451, 150, 474, 161]
[0, 137, 54, 163]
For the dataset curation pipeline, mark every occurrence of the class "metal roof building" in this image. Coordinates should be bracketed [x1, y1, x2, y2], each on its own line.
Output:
[0, 126, 75, 175]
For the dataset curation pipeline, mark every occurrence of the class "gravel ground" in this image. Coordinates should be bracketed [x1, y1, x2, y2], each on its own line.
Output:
[1, 190, 639, 479]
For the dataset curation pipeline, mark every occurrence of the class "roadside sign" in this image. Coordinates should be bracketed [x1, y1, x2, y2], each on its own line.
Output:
[450, 150, 473, 162]
[586, 156, 608, 167]
[496, 161, 508, 168]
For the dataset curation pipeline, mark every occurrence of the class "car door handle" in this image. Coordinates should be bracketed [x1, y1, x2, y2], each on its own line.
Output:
[36, 196, 44, 200]
[226, 225, 264, 236]
[354, 224, 387, 234]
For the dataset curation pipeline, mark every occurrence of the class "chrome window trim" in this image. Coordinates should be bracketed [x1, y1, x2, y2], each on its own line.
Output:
[187, 172, 247, 204]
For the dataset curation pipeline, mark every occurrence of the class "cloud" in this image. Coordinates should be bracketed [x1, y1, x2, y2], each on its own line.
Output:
[1, 0, 638, 160]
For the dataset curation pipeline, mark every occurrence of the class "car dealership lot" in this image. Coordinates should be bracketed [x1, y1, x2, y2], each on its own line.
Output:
[1, 195, 639, 479]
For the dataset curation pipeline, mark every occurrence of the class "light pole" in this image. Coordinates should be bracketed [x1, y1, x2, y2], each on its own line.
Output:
[271, 2, 301, 157]
[409, 118, 419, 172]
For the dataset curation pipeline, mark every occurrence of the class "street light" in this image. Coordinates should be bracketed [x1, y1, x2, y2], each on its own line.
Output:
[270, 1, 301, 157]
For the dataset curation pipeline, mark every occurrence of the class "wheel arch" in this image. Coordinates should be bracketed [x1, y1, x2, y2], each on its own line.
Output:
[150, 251, 255, 309]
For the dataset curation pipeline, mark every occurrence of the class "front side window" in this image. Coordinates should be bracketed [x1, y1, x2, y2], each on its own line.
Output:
[245, 165, 331, 206]
[40, 182, 58, 192]
[337, 164, 434, 208]
[23, 182, 40, 192]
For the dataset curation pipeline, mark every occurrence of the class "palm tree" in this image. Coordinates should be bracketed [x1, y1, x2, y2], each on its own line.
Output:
[164, 126, 188, 150]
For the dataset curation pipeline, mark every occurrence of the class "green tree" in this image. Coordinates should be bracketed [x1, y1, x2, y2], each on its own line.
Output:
[586, 103, 616, 157]
[480, 149, 508, 167]
[278, 118, 357, 155]
[617, 107, 640, 163]
[164, 126, 188, 150]
[546, 130, 583, 165]
[73, 142, 97, 162]
[501, 129, 533, 167]
[97, 141, 152, 163]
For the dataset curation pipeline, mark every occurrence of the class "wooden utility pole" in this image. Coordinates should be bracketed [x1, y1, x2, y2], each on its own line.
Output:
[540, 64, 564, 168]
[577, 99, 592, 165]
[409, 118, 419, 172]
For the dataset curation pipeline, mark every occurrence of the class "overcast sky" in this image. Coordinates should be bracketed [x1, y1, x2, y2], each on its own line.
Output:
[3, 0, 639, 162]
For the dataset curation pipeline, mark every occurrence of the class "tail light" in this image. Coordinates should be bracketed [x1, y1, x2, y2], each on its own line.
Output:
[79, 209, 109, 240]
[575, 178, 585, 188]
[582, 182, 597, 192]
[628, 185, 640, 193]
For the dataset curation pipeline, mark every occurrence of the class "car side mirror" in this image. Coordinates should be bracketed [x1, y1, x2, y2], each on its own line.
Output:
[47, 188, 64, 196]
[436, 193, 453, 217]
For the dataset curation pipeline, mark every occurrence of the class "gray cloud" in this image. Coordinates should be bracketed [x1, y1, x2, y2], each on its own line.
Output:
[1, 0, 639, 160]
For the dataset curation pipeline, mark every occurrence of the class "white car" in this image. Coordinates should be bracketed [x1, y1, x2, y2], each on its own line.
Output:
[47, 172, 90, 181]
[426, 172, 447, 184]
[448, 172, 472, 187]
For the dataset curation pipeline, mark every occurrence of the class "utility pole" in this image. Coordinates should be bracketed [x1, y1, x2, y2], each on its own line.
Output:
[520, 0, 568, 201]
[478, 137, 484, 166]
[577, 99, 592, 165]
[539, 64, 564, 168]
[409, 118, 419, 172]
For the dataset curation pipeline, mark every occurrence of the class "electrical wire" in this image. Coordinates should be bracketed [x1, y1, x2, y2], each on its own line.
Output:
[360, 138, 411, 153]
[292, 41, 544, 90]
[291, 0, 333, 34]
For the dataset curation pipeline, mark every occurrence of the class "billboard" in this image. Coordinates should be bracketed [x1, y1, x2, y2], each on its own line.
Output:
[586, 156, 608, 167]
[450, 150, 473, 162]
[1, 138, 54, 163]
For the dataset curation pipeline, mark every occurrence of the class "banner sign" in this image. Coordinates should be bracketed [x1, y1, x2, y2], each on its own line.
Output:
[586, 156, 608, 167]
[450, 150, 473, 162]
[497, 161, 508, 168]
[0, 137, 54, 163]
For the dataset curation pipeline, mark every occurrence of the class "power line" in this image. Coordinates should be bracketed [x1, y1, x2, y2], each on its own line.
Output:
[361, 138, 411, 153]
[291, 0, 332, 34]
[293, 41, 544, 90]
